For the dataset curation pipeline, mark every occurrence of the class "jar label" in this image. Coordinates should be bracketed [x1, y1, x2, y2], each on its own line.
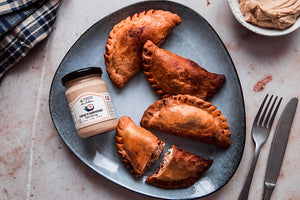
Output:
[68, 92, 116, 130]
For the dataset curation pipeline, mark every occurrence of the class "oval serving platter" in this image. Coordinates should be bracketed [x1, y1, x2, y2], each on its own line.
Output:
[49, 1, 245, 199]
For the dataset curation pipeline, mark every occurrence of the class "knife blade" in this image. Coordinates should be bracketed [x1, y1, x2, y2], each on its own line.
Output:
[262, 97, 298, 200]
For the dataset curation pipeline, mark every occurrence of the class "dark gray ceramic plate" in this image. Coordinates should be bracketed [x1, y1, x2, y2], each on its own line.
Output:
[49, 1, 245, 199]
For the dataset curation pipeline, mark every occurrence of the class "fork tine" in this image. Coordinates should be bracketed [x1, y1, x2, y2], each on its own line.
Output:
[253, 94, 269, 125]
[263, 96, 278, 127]
[258, 95, 273, 126]
[267, 97, 283, 128]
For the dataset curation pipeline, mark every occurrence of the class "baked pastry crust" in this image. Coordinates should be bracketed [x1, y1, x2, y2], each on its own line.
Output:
[105, 9, 181, 88]
[142, 40, 226, 100]
[116, 116, 165, 177]
[140, 94, 231, 148]
[146, 145, 213, 188]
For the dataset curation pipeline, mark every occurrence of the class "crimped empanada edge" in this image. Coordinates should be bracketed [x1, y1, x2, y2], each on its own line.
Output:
[104, 15, 131, 88]
[105, 10, 153, 88]
[147, 175, 201, 189]
[142, 40, 168, 96]
[116, 116, 139, 175]
[140, 94, 231, 147]
[105, 9, 181, 89]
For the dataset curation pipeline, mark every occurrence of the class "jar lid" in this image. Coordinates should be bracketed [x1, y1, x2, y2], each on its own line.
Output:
[61, 67, 103, 87]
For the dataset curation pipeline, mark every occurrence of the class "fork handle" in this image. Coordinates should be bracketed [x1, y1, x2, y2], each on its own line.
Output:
[238, 146, 261, 200]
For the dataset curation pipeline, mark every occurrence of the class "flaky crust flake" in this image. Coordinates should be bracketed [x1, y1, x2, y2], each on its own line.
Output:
[105, 9, 181, 88]
[142, 40, 226, 100]
[140, 94, 231, 148]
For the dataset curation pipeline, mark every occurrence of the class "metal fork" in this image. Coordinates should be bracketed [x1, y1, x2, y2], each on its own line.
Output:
[238, 94, 282, 200]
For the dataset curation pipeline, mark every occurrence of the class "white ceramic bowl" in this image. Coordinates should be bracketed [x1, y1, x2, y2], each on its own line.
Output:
[227, 0, 300, 36]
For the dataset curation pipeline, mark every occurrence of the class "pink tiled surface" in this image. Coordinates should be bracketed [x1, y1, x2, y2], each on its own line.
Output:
[0, 0, 299, 199]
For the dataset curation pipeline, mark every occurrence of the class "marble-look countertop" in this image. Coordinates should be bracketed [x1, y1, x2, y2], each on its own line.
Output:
[0, 0, 299, 199]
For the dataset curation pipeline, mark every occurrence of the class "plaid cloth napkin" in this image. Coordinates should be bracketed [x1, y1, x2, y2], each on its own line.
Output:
[0, 0, 41, 15]
[0, 0, 60, 82]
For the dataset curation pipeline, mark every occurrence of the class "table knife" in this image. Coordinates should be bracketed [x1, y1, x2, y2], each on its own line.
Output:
[262, 97, 298, 200]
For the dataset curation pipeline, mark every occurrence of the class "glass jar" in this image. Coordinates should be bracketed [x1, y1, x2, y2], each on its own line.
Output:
[61, 67, 117, 138]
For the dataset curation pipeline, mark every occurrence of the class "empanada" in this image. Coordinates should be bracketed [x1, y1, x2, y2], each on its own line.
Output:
[140, 95, 231, 148]
[142, 40, 226, 100]
[146, 145, 213, 188]
[116, 116, 165, 177]
[105, 10, 181, 88]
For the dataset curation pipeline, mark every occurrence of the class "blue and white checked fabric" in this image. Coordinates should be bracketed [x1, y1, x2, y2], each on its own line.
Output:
[0, 0, 60, 82]
[0, 0, 41, 15]
[0, 0, 47, 36]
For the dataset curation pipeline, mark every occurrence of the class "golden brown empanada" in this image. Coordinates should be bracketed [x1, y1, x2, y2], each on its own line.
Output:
[146, 145, 213, 188]
[116, 116, 165, 177]
[105, 10, 181, 88]
[142, 40, 226, 100]
[140, 95, 231, 148]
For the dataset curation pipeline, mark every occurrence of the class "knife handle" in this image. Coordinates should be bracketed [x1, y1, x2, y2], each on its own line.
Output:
[262, 182, 275, 200]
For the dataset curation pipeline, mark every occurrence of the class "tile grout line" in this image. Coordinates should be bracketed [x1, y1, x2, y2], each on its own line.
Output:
[26, 40, 51, 200]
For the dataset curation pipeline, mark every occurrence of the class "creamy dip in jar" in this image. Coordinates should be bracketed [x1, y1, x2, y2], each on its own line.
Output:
[61, 67, 117, 138]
